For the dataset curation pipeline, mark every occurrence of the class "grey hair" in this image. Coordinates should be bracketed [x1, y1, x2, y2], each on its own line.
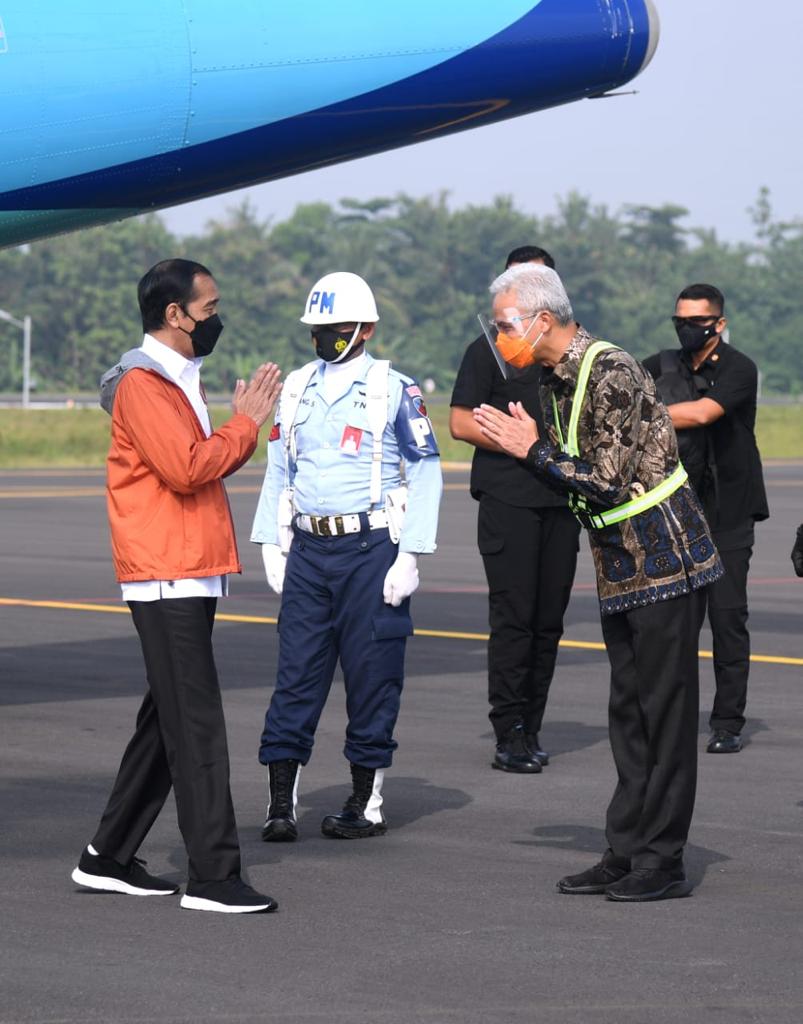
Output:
[490, 264, 574, 326]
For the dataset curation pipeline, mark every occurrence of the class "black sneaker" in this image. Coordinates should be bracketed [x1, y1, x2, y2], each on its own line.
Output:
[71, 846, 179, 896]
[557, 857, 630, 895]
[180, 877, 278, 914]
[605, 867, 691, 902]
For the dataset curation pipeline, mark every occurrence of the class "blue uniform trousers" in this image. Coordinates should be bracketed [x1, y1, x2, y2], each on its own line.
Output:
[259, 521, 413, 770]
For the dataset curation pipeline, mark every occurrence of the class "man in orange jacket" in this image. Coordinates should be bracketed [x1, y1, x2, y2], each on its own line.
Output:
[71, 259, 282, 914]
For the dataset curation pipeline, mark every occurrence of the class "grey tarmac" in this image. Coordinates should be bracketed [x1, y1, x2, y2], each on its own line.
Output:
[1, 463, 802, 1024]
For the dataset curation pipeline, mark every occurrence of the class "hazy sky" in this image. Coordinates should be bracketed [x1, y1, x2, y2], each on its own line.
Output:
[161, 1, 803, 243]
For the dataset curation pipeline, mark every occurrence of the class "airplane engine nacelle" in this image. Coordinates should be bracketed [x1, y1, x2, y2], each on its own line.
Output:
[0, 0, 659, 247]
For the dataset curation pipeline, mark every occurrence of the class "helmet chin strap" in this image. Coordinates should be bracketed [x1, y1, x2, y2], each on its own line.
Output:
[332, 323, 363, 363]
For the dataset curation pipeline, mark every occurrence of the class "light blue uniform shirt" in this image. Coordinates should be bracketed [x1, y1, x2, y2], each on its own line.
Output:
[251, 353, 442, 553]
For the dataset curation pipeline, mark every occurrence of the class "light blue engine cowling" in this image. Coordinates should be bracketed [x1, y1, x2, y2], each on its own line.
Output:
[0, 0, 659, 247]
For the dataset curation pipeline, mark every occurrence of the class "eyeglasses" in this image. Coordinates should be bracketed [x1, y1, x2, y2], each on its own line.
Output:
[489, 312, 539, 334]
[671, 315, 721, 328]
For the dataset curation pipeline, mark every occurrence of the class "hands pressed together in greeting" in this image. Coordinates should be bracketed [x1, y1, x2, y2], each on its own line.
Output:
[472, 401, 540, 460]
[233, 362, 283, 428]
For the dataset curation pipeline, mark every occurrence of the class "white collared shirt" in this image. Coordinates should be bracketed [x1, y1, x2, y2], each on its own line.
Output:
[121, 334, 227, 602]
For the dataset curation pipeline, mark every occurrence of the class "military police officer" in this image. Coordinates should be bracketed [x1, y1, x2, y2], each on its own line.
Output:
[251, 272, 442, 841]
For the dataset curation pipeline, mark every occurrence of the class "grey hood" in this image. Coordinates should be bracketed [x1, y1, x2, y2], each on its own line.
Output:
[99, 348, 172, 415]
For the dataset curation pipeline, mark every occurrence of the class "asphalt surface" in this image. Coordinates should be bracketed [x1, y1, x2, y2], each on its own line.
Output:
[1, 463, 802, 1024]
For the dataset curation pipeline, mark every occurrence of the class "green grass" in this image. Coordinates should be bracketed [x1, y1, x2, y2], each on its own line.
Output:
[0, 401, 798, 468]
[0, 407, 111, 468]
[750, 405, 803, 460]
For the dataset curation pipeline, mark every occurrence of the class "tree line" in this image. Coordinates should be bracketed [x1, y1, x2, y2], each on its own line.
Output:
[0, 188, 800, 396]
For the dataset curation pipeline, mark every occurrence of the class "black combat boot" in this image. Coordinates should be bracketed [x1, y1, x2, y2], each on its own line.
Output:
[493, 722, 543, 773]
[261, 759, 301, 842]
[320, 764, 387, 839]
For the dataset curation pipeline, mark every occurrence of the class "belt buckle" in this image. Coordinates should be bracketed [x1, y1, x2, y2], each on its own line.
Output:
[333, 515, 345, 536]
[313, 516, 331, 537]
[579, 508, 606, 530]
[571, 506, 593, 531]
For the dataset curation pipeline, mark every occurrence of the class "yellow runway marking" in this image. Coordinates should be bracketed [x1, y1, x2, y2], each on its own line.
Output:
[2, 597, 802, 666]
[0, 598, 130, 615]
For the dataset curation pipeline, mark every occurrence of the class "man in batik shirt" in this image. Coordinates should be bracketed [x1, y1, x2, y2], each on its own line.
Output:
[475, 264, 722, 903]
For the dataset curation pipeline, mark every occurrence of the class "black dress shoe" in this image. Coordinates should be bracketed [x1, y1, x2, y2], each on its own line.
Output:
[493, 723, 542, 773]
[525, 733, 550, 766]
[557, 857, 630, 895]
[605, 867, 691, 902]
[707, 729, 742, 753]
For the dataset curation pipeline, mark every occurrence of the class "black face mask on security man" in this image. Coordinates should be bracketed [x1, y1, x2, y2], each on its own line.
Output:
[312, 324, 362, 363]
[181, 310, 224, 358]
[673, 318, 719, 354]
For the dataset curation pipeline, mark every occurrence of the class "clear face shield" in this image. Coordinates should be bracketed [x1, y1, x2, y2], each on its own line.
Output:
[478, 307, 543, 380]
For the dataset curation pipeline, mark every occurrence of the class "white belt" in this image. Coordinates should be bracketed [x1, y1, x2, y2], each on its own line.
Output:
[295, 509, 389, 537]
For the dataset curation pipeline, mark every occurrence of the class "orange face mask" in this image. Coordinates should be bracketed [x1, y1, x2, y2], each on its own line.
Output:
[494, 318, 544, 369]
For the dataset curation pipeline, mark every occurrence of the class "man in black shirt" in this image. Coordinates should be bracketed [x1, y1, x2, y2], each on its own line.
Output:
[644, 284, 769, 754]
[450, 247, 580, 773]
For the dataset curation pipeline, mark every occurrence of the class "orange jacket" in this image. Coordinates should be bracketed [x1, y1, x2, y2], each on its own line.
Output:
[105, 367, 258, 583]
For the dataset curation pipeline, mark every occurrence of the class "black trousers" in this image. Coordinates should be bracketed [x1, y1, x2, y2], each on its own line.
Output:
[478, 497, 580, 739]
[92, 597, 241, 882]
[601, 590, 706, 870]
[707, 530, 754, 734]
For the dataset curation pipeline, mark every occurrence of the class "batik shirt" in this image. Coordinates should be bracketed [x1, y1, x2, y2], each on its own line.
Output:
[527, 328, 723, 615]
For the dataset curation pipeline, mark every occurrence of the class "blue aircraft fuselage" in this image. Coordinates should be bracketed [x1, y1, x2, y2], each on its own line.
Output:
[0, 1, 659, 248]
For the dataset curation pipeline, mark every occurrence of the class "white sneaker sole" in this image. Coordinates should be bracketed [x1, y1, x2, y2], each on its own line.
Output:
[71, 866, 177, 896]
[180, 894, 275, 914]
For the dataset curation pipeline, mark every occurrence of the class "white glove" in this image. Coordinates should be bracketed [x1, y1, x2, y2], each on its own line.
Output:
[382, 551, 419, 607]
[261, 543, 287, 595]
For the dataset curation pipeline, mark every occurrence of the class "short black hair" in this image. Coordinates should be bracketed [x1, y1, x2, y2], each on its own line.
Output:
[505, 245, 556, 270]
[138, 259, 214, 333]
[676, 283, 725, 316]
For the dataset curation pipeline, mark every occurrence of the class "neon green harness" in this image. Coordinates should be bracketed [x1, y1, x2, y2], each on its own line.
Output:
[551, 341, 688, 530]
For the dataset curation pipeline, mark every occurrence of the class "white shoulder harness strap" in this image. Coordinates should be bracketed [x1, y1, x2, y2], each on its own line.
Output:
[279, 361, 319, 469]
[365, 359, 391, 507]
[279, 358, 392, 507]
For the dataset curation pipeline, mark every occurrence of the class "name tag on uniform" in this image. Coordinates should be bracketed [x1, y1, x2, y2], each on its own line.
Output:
[340, 425, 364, 454]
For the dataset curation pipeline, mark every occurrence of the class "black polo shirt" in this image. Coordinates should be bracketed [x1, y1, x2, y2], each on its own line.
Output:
[643, 341, 769, 532]
[450, 335, 566, 508]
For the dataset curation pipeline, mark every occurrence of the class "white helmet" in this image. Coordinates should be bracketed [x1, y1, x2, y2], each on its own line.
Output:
[300, 272, 380, 325]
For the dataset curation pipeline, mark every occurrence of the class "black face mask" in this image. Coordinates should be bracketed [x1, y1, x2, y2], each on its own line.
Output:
[182, 311, 224, 357]
[312, 324, 362, 363]
[674, 321, 718, 353]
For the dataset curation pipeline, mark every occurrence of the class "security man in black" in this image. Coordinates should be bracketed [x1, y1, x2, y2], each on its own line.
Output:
[450, 246, 580, 772]
[644, 283, 768, 754]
